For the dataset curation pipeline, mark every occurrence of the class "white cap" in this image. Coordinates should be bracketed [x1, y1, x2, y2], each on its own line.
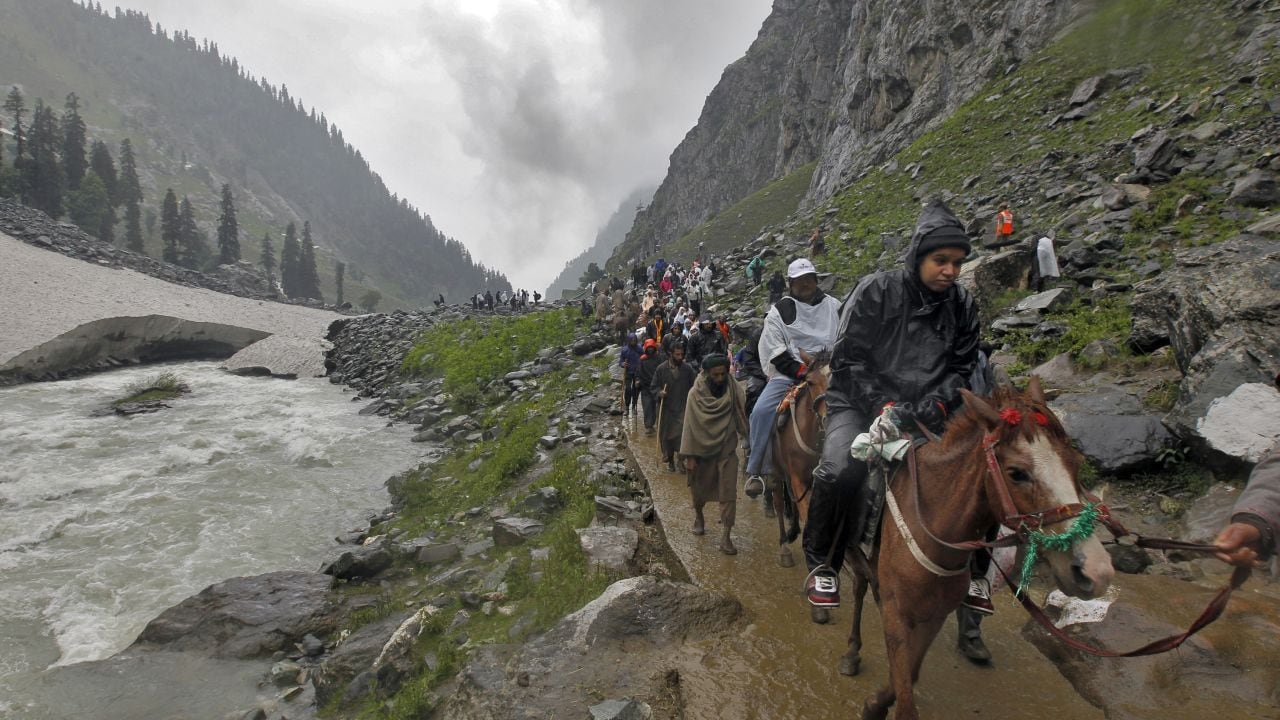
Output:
[787, 258, 818, 279]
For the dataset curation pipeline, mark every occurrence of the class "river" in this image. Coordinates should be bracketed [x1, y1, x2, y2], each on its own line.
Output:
[0, 362, 428, 716]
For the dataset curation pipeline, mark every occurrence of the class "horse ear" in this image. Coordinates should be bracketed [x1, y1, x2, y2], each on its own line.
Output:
[960, 389, 1003, 429]
[1026, 375, 1046, 405]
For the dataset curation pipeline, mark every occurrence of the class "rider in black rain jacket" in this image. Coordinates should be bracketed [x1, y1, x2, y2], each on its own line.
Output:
[803, 200, 980, 610]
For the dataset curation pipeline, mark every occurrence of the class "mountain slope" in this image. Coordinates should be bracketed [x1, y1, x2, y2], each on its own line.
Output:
[0, 0, 508, 307]
[612, 0, 1086, 266]
[545, 185, 654, 299]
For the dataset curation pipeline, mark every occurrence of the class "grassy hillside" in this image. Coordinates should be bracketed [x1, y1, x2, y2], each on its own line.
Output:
[0, 0, 508, 309]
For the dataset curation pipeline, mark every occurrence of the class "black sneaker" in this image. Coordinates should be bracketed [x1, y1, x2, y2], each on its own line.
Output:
[806, 568, 840, 608]
[963, 579, 995, 616]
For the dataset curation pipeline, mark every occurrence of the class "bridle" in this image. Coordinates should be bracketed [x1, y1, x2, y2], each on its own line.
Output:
[892, 419, 1250, 657]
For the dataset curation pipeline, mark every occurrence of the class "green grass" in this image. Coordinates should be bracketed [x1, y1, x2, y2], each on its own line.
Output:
[401, 307, 591, 409]
[645, 162, 817, 266]
[113, 371, 184, 405]
[1003, 296, 1133, 367]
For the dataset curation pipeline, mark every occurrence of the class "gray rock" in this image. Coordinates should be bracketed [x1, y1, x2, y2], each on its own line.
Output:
[516, 487, 563, 516]
[1078, 339, 1120, 367]
[1030, 353, 1078, 388]
[1245, 214, 1280, 236]
[958, 245, 1034, 308]
[300, 633, 325, 657]
[312, 611, 412, 705]
[589, 699, 652, 720]
[1106, 544, 1152, 575]
[538, 435, 560, 450]
[462, 538, 495, 558]
[990, 311, 1041, 335]
[321, 545, 394, 580]
[1188, 121, 1230, 141]
[1052, 391, 1171, 474]
[493, 517, 545, 546]
[134, 571, 337, 659]
[1014, 287, 1073, 314]
[1069, 75, 1105, 106]
[1132, 130, 1177, 171]
[1180, 483, 1244, 545]
[1186, 383, 1280, 468]
[416, 543, 461, 566]
[270, 659, 302, 687]
[576, 526, 639, 573]
[1227, 170, 1280, 207]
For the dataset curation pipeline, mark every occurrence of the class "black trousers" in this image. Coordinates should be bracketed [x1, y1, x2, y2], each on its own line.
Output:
[802, 396, 869, 573]
[640, 388, 657, 429]
[624, 374, 640, 411]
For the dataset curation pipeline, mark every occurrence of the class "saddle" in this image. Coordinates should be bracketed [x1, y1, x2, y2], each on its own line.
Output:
[772, 382, 809, 432]
[854, 438, 927, 559]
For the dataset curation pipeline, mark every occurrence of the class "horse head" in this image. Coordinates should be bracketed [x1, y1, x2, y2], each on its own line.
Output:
[805, 351, 833, 420]
[957, 378, 1114, 600]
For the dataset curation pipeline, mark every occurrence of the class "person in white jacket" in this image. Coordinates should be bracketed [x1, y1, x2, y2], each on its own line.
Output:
[743, 258, 841, 498]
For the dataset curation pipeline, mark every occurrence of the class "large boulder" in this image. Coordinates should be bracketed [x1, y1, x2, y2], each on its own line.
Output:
[1189, 383, 1280, 469]
[1128, 238, 1280, 465]
[321, 545, 394, 580]
[133, 571, 338, 659]
[1051, 390, 1172, 474]
[959, 243, 1034, 312]
[577, 526, 639, 573]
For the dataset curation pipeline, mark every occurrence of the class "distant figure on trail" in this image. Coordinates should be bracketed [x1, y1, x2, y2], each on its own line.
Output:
[637, 338, 665, 435]
[580, 297, 591, 317]
[993, 202, 1014, 246]
[746, 255, 766, 286]
[595, 291, 610, 324]
[1031, 236, 1061, 292]
[767, 270, 786, 305]
[652, 343, 696, 473]
[434, 293, 445, 309]
[533, 291, 541, 305]
[681, 354, 748, 555]
[620, 333, 642, 419]
[471, 293, 480, 311]
[484, 290, 495, 312]
[809, 227, 826, 256]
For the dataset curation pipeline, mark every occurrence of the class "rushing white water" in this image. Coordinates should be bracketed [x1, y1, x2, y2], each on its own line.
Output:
[0, 362, 425, 711]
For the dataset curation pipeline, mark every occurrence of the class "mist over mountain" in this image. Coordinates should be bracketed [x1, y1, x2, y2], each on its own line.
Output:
[545, 185, 655, 299]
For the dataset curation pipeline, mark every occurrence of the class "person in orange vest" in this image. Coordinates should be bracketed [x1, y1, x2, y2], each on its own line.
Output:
[993, 203, 1014, 246]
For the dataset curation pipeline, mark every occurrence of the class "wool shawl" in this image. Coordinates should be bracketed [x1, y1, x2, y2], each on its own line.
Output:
[680, 374, 748, 458]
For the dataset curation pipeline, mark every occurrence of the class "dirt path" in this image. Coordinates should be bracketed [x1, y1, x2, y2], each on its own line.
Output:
[626, 418, 1103, 719]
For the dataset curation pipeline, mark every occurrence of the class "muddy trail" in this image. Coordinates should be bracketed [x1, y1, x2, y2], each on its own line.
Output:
[625, 419, 1280, 719]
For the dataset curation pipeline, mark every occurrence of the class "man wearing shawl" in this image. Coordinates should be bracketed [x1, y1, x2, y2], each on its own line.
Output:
[681, 354, 748, 555]
[652, 343, 697, 472]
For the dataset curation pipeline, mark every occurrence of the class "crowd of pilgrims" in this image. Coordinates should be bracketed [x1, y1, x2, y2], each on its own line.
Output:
[608, 201, 1004, 664]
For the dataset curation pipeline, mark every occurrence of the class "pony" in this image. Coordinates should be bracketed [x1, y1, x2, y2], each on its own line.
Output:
[767, 355, 831, 571]
[840, 378, 1115, 719]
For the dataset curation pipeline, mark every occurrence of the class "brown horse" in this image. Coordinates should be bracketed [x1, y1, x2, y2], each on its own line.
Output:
[767, 357, 831, 569]
[840, 378, 1115, 720]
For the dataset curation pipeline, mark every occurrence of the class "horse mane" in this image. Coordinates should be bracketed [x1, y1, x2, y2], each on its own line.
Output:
[940, 385, 1071, 450]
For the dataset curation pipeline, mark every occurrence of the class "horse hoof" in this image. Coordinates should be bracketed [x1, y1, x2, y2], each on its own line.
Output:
[838, 654, 861, 677]
[862, 700, 888, 720]
[763, 504, 776, 519]
[778, 552, 794, 568]
[810, 607, 830, 625]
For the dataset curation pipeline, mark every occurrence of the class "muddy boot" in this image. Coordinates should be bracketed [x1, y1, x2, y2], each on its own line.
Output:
[691, 508, 706, 536]
[719, 526, 737, 555]
[956, 606, 992, 664]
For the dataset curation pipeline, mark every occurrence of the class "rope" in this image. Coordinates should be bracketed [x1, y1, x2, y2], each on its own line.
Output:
[1016, 501, 1100, 594]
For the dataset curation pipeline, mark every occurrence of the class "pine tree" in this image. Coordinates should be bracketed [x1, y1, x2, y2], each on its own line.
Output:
[119, 140, 144, 252]
[280, 222, 300, 297]
[89, 140, 118, 205]
[61, 93, 88, 190]
[65, 171, 111, 240]
[177, 196, 209, 269]
[160, 188, 180, 263]
[4, 86, 26, 164]
[299, 220, 322, 300]
[26, 100, 64, 217]
[335, 261, 345, 306]
[216, 184, 240, 264]
[260, 231, 276, 289]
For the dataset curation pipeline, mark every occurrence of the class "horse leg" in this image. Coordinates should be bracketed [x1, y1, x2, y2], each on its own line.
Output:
[839, 564, 869, 676]
[863, 599, 946, 720]
[772, 478, 793, 568]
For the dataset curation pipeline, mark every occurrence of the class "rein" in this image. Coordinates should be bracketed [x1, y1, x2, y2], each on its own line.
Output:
[895, 424, 1250, 657]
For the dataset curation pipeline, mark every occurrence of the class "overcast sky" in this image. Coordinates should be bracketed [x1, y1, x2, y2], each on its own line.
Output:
[115, 0, 774, 292]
